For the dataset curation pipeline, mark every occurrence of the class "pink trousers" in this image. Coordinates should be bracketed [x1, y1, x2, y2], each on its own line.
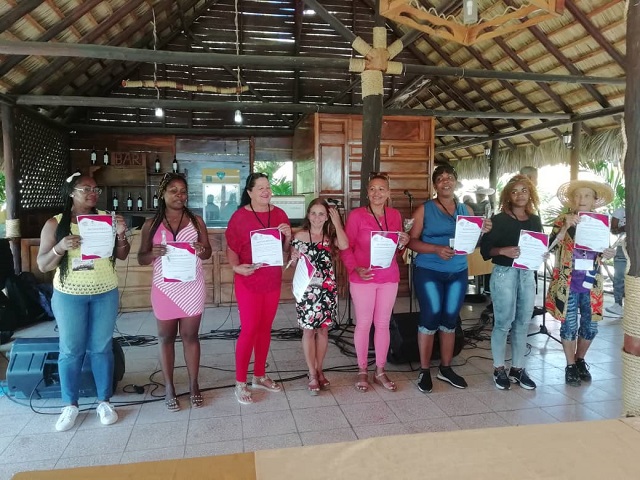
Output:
[350, 282, 398, 370]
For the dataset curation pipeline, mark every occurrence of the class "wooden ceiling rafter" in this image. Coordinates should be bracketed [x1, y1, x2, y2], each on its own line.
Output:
[0, 0, 104, 79]
[0, 0, 45, 34]
[57, 0, 209, 123]
[12, 0, 147, 95]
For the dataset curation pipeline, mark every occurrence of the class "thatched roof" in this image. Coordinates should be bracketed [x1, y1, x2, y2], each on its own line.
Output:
[0, 0, 627, 165]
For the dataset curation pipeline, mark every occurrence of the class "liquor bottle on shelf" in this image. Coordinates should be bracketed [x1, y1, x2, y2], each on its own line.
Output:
[112, 192, 119, 211]
[90, 147, 97, 165]
[172, 156, 178, 173]
[154, 155, 161, 173]
[137, 192, 143, 211]
[103, 148, 110, 165]
[126, 192, 133, 211]
[152, 191, 159, 209]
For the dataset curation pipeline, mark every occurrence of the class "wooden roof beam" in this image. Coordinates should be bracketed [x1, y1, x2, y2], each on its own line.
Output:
[0, 40, 625, 86]
[436, 106, 624, 153]
[15, 95, 571, 120]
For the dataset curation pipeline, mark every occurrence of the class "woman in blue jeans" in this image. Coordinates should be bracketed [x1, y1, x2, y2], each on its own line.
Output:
[37, 173, 130, 432]
[408, 164, 492, 393]
[480, 175, 541, 390]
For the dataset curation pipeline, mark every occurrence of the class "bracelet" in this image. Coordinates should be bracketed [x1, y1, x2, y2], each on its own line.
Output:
[52, 245, 64, 256]
[117, 234, 127, 242]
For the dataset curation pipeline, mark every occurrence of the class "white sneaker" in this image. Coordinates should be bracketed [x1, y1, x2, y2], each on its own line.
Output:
[605, 303, 623, 317]
[96, 402, 118, 426]
[55, 405, 79, 432]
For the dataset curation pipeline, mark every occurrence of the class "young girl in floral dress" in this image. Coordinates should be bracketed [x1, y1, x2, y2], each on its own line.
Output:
[291, 199, 348, 394]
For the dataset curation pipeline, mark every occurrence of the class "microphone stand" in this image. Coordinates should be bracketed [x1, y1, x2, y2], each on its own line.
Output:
[405, 192, 415, 314]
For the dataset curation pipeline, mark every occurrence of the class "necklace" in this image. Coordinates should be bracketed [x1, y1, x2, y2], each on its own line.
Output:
[164, 210, 185, 241]
[507, 209, 529, 222]
[436, 197, 456, 220]
[367, 205, 388, 231]
[250, 203, 271, 228]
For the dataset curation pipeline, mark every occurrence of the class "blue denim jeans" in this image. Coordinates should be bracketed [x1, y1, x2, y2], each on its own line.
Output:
[52, 288, 119, 404]
[490, 265, 535, 368]
[613, 246, 626, 305]
[413, 267, 467, 334]
[559, 290, 598, 341]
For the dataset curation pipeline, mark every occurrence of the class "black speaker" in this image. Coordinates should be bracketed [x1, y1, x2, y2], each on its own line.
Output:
[5, 337, 125, 399]
[387, 312, 465, 364]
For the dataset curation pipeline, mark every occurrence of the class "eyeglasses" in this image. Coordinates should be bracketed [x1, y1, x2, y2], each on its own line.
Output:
[74, 187, 102, 195]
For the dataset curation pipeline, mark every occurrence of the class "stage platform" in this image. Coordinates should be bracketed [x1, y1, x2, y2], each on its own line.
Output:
[14, 418, 640, 480]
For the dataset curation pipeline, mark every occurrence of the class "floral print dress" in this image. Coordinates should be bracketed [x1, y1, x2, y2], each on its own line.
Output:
[291, 237, 337, 329]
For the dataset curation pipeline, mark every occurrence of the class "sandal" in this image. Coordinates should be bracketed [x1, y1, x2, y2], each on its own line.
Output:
[190, 393, 204, 408]
[235, 382, 253, 405]
[355, 371, 369, 392]
[317, 373, 330, 390]
[165, 396, 180, 411]
[252, 375, 282, 392]
[308, 375, 320, 396]
[374, 371, 397, 391]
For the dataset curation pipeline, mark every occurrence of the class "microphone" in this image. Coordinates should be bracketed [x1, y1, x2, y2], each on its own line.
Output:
[403, 190, 413, 198]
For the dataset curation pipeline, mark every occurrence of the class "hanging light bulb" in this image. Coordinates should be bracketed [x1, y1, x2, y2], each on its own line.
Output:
[484, 146, 491, 160]
[562, 131, 573, 149]
[155, 107, 164, 117]
[234, 109, 243, 124]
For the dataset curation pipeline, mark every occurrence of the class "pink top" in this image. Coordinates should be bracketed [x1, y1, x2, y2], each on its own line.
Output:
[225, 205, 290, 293]
[341, 206, 403, 284]
[151, 221, 205, 320]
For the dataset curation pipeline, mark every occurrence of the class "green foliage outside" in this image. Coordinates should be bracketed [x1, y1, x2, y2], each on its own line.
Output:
[253, 161, 293, 196]
[0, 172, 5, 204]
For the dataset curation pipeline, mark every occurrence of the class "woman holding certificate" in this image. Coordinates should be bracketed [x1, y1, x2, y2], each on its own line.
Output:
[480, 175, 541, 391]
[225, 173, 292, 404]
[408, 164, 491, 393]
[290, 199, 348, 394]
[37, 173, 129, 432]
[341, 173, 410, 392]
[138, 173, 212, 411]
[545, 180, 615, 387]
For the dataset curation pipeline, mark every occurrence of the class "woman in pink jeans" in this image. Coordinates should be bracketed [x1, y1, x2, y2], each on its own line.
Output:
[341, 173, 409, 392]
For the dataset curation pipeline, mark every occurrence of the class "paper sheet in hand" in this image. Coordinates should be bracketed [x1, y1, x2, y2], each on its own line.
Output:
[370, 231, 399, 269]
[513, 230, 549, 270]
[453, 216, 483, 255]
[77, 214, 115, 260]
[575, 212, 609, 252]
[161, 242, 196, 282]
[292, 253, 316, 302]
[250, 228, 283, 266]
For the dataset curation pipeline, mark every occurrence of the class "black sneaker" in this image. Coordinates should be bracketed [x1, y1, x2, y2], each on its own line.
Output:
[565, 364, 581, 387]
[508, 367, 537, 390]
[493, 368, 511, 390]
[417, 369, 432, 393]
[575, 358, 592, 382]
[436, 366, 467, 389]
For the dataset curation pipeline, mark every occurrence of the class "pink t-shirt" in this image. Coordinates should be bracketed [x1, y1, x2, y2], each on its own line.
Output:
[225, 205, 290, 293]
[341, 206, 403, 284]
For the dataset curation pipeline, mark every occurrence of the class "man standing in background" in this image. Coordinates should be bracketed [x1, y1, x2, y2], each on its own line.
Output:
[520, 166, 539, 187]
[607, 207, 626, 317]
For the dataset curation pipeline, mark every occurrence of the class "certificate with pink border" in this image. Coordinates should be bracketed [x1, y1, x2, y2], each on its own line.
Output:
[250, 228, 284, 266]
[575, 212, 609, 252]
[513, 230, 549, 271]
[77, 214, 115, 260]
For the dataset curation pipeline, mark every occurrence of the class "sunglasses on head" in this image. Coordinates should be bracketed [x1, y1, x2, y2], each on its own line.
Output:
[368, 171, 389, 180]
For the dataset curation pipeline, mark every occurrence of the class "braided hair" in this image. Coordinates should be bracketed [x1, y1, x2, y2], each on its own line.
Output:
[146, 173, 202, 248]
[55, 174, 115, 285]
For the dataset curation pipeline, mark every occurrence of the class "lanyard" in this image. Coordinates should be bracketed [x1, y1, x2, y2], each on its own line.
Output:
[368, 205, 388, 231]
[250, 204, 270, 228]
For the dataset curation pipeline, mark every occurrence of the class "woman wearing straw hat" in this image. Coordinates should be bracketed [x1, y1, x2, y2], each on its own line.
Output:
[546, 180, 616, 386]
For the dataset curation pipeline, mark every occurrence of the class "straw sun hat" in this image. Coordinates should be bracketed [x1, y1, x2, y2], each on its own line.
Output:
[556, 179, 614, 209]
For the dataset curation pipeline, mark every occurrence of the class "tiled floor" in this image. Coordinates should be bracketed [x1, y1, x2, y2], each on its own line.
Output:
[0, 292, 624, 479]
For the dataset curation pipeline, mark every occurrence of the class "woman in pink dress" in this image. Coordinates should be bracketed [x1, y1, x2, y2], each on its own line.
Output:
[138, 173, 212, 411]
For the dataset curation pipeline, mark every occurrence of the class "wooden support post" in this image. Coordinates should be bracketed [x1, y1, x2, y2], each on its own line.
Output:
[569, 121, 581, 180]
[360, 90, 383, 205]
[622, 0, 640, 418]
[489, 139, 499, 206]
[1, 103, 20, 273]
